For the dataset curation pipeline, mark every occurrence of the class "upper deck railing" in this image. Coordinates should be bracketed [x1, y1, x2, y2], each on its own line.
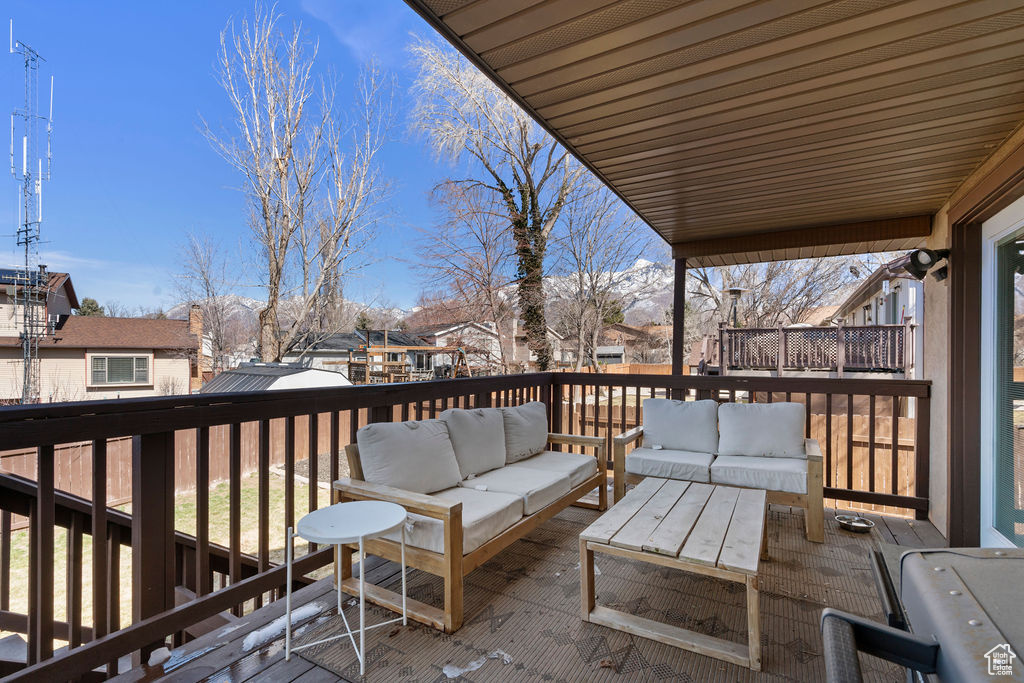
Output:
[0, 371, 930, 681]
[720, 323, 914, 375]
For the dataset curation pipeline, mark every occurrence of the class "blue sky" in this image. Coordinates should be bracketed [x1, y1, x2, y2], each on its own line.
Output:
[1, 1, 454, 311]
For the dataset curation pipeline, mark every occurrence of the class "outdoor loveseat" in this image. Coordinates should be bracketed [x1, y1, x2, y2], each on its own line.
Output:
[334, 401, 606, 632]
[613, 399, 823, 542]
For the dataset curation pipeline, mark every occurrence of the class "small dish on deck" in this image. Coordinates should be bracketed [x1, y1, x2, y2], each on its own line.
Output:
[835, 514, 875, 533]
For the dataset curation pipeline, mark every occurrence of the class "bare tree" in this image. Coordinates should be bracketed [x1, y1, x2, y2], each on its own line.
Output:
[176, 233, 239, 372]
[550, 183, 658, 370]
[415, 183, 516, 371]
[687, 254, 895, 336]
[203, 7, 391, 361]
[410, 37, 583, 370]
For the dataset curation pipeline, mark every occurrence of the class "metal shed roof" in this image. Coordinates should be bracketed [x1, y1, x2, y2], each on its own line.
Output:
[405, 0, 1024, 264]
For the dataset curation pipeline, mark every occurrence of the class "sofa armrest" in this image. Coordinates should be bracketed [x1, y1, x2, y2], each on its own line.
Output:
[613, 425, 644, 447]
[333, 477, 462, 520]
[549, 432, 605, 452]
[805, 438, 823, 462]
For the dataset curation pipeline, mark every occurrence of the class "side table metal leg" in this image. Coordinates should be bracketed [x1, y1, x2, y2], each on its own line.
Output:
[401, 524, 407, 626]
[336, 543, 342, 615]
[285, 526, 293, 661]
[359, 535, 365, 676]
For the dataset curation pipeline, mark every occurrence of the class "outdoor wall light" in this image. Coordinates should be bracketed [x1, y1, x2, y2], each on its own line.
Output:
[891, 248, 950, 280]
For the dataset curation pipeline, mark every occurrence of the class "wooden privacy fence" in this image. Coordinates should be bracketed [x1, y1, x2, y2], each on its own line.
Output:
[721, 323, 914, 374]
[0, 372, 929, 682]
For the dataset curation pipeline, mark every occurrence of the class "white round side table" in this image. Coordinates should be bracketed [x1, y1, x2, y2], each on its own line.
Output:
[284, 500, 408, 675]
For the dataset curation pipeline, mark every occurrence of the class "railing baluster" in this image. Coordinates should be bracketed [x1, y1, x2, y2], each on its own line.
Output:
[846, 395, 854, 491]
[308, 413, 319, 553]
[90, 439, 107, 647]
[568, 384, 576, 435]
[34, 444, 55, 662]
[285, 416, 295, 544]
[196, 427, 210, 597]
[891, 396, 900, 496]
[330, 411, 340, 499]
[106, 525, 120, 677]
[914, 395, 931, 521]
[604, 383, 613, 468]
[825, 394, 833, 488]
[868, 395, 876, 493]
[131, 432, 174, 664]
[0, 509, 9, 613]
[229, 422, 242, 615]
[804, 392, 811, 438]
[67, 513, 83, 649]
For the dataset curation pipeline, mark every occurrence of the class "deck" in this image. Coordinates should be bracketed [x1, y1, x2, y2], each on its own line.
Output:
[113, 504, 944, 683]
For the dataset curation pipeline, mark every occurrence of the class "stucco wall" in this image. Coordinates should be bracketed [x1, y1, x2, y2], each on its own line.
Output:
[0, 347, 192, 402]
[923, 204, 951, 537]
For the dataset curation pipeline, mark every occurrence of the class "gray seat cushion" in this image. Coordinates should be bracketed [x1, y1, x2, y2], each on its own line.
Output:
[710, 455, 807, 494]
[625, 447, 713, 483]
[356, 419, 462, 494]
[500, 401, 549, 463]
[508, 450, 597, 488]
[717, 402, 806, 458]
[460, 465, 570, 514]
[642, 398, 719, 454]
[382, 487, 523, 555]
[440, 407, 506, 478]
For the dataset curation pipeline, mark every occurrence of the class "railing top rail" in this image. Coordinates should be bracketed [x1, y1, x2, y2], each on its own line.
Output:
[551, 372, 931, 397]
[0, 371, 931, 449]
[0, 372, 552, 449]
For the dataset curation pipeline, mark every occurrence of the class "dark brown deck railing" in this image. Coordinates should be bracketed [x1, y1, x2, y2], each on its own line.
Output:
[0, 371, 929, 682]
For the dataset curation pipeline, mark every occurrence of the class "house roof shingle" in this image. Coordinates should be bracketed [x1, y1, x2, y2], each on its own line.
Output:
[0, 316, 198, 350]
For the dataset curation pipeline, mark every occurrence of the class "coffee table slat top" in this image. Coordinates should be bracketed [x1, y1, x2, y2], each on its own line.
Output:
[610, 479, 690, 551]
[580, 477, 664, 544]
[582, 478, 765, 576]
[718, 489, 768, 574]
[643, 482, 714, 557]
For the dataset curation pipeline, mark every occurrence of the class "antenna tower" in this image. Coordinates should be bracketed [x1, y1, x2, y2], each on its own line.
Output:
[9, 20, 53, 404]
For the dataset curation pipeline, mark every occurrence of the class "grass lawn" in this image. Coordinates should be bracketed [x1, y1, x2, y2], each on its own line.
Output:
[1, 468, 332, 648]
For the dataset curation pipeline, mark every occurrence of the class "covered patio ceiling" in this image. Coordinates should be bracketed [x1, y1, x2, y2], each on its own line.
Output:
[405, 0, 1024, 265]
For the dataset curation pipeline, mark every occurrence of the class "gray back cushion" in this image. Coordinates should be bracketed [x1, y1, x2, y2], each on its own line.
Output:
[717, 402, 806, 458]
[440, 407, 506, 478]
[356, 419, 462, 493]
[642, 398, 719, 454]
[500, 401, 549, 463]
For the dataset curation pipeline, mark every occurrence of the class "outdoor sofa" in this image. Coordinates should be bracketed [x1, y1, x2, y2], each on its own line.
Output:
[613, 399, 824, 542]
[334, 401, 606, 632]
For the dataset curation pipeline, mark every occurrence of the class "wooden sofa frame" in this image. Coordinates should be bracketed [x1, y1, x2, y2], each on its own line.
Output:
[333, 433, 607, 633]
[613, 426, 824, 543]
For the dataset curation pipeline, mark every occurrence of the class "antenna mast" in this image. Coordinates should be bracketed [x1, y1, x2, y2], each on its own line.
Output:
[10, 20, 53, 404]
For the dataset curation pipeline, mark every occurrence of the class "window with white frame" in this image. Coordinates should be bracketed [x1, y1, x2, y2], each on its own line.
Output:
[90, 355, 150, 385]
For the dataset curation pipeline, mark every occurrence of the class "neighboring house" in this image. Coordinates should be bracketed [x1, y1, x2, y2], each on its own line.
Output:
[0, 308, 201, 403]
[834, 260, 924, 327]
[199, 362, 351, 393]
[0, 268, 77, 338]
[283, 329, 439, 381]
[509, 319, 575, 369]
[410, 321, 503, 375]
[601, 322, 671, 363]
[796, 305, 840, 326]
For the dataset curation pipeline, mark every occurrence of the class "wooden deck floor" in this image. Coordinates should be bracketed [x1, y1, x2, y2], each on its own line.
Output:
[113, 506, 945, 683]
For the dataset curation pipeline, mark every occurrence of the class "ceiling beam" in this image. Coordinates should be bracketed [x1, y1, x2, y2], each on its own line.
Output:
[671, 215, 933, 265]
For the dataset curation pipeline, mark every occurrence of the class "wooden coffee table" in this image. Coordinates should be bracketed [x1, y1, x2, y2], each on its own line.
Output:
[580, 477, 767, 671]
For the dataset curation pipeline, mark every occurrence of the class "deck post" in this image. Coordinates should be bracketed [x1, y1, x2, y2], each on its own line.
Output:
[671, 257, 687, 399]
[131, 431, 176, 665]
